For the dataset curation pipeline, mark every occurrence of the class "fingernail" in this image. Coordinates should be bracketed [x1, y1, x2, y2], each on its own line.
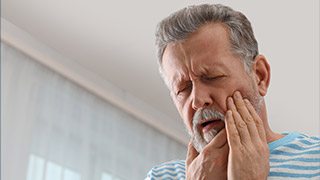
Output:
[234, 91, 241, 98]
[245, 99, 252, 105]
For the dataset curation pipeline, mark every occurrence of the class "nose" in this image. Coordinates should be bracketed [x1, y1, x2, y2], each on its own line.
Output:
[191, 83, 213, 110]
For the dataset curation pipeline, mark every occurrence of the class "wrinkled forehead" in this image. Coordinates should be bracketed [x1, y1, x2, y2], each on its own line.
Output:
[160, 23, 237, 89]
[161, 42, 190, 90]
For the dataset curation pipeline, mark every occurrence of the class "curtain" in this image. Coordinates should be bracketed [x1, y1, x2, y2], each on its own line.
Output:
[1, 42, 187, 180]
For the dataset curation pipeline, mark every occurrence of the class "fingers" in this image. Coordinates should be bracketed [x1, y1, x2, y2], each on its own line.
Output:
[226, 91, 267, 145]
[225, 110, 241, 148]
[186, 141, 198, 168]
[244, 99, 267, 142]
[227, 96, 251, 144]
[232, 91, 260, 141]
[206, 128, 228, 149]
[186, 127, 228, 167]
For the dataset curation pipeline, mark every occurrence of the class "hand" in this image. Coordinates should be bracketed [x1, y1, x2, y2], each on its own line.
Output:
[225, 91, 269, 180]
[186, 129, 229, 180]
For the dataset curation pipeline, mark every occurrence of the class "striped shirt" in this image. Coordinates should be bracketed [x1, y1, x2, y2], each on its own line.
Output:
[146, 132, 320, 180]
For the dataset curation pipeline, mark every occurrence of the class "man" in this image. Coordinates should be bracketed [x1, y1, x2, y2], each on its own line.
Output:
[146, 4, 320, 180]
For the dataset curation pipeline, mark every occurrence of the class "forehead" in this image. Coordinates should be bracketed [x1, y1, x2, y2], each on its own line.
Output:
[161, 43, 188, 89]
[182, 23, 232, 62]
[161, 23, 236, 87]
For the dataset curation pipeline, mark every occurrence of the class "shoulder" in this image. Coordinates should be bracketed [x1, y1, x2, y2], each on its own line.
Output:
[270, 132, 320, 159]
[145, 160, 186, 180]
[295, 133, 320, 145]
[269, 133, 320, 179]
[276, 133, 320, 153]
[294, 133, 320, 149]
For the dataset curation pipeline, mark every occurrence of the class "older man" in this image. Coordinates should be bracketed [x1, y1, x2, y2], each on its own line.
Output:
[146, 4, 320, 180]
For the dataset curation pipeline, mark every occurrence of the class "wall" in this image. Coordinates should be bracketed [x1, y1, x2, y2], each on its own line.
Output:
[1, 42, 187, 180]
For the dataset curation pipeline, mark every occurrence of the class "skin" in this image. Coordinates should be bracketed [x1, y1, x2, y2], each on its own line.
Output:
[161, 22, 284, 179]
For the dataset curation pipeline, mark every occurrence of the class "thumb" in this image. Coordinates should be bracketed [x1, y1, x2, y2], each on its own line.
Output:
[205, 128, 227, 149]
[186, 141, 198, 168]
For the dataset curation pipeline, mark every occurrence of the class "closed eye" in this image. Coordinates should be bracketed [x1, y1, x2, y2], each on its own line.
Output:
[176, 82, 192, 96]
[202, 75, 225, 82]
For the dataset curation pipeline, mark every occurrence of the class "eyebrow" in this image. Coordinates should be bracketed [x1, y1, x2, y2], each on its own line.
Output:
[171, 74, 188, 92]
[197, 65, 210, 76]
[197, 62, 227, 77]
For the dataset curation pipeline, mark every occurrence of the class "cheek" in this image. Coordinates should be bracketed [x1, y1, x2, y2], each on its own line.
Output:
[218, 80, 251, 111]
[172, 96, 193, 131]
[183, 103, 193, 132]
[178, 99, 194, 133]
[213, 84, 235, 111]
[226, 79, 257, 102]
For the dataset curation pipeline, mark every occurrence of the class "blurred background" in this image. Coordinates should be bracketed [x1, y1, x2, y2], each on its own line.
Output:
[1, 0, 319, 180]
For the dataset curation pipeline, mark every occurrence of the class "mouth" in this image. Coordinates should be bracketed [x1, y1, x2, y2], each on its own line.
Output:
[199, 119, 225, 134]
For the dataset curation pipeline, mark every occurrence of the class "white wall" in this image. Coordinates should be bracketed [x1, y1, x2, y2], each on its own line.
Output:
[1, 42, 187, 180]
[253, 1, 320, 136]
[206, 0, 320, 136]
[1, 3, 319, 180]
[2, 0, 319, 144]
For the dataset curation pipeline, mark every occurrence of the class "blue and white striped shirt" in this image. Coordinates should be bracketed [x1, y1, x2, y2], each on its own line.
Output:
[146, 132, 320, 180]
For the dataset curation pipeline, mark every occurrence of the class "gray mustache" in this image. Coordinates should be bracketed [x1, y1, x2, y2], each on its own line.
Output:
[193, 108, 225, 126]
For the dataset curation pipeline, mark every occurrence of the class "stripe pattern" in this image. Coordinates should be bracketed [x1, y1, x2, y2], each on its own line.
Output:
[146, 133, 320, 180]
[146, 160, 186, 180]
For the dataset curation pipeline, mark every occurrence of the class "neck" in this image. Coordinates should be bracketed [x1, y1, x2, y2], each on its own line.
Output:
[259, 101, 284, 143]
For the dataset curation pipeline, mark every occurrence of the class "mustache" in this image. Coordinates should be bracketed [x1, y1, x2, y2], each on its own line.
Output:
[192, 108, 225, 126]
[190, 107, 225, 152]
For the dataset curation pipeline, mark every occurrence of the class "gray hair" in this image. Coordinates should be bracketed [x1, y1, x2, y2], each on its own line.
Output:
[155, 4, 259, 79]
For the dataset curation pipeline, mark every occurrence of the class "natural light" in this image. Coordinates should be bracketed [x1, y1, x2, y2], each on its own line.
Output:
[27, 154, 81, 180]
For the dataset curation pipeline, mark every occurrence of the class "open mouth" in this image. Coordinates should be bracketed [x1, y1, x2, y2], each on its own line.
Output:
[201, 120, 215, 127]
[199, 119, 224, 133]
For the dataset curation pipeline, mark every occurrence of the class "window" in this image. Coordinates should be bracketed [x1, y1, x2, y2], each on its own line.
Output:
[27, 154, 81, 180]
[27, 154, 45, 180]
[101, 172, 112, 180]
[101, 172, 123, 180]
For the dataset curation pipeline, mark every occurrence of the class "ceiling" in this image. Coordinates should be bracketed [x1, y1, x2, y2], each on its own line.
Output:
[2, 0, 319, 143]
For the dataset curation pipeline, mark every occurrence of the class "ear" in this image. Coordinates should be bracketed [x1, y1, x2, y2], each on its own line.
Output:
[252, 55, 271, 96]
